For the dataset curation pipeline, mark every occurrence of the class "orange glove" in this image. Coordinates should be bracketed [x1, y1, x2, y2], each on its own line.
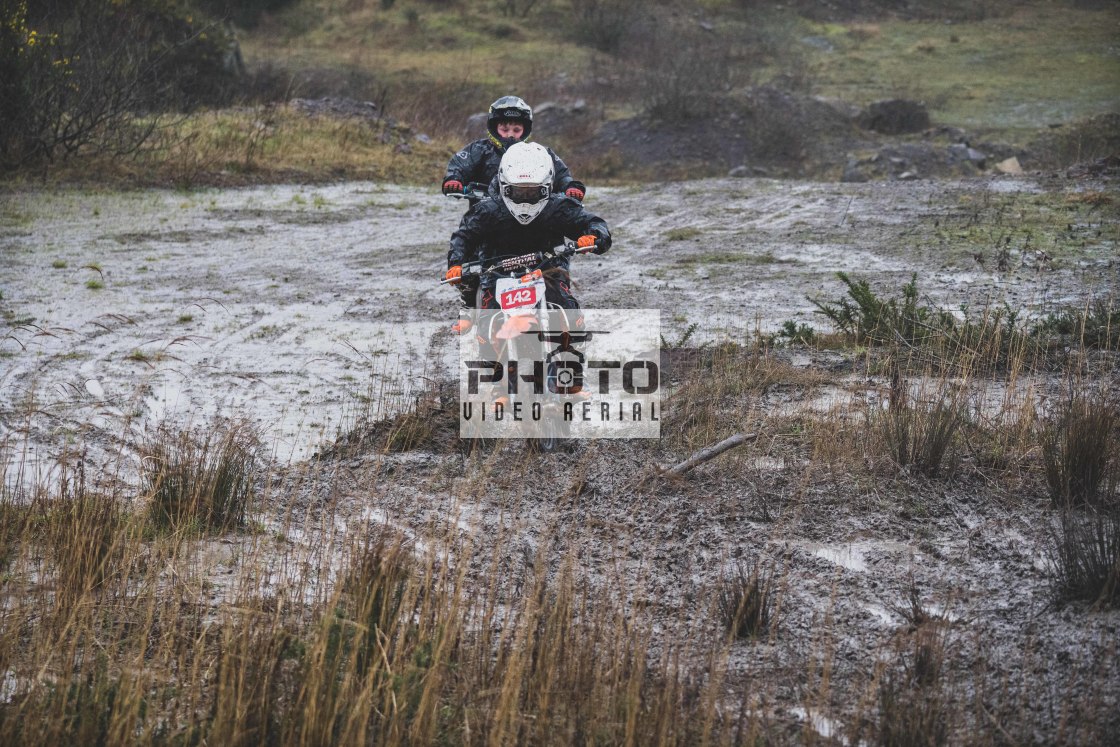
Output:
[442, 179, 463, 195]
[445, 265, 463, 284]
[576, 235, 598, 251]
[565, 186, 585, 201]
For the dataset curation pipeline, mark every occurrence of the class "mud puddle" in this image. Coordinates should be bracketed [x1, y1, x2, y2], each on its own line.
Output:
[3, 173, 1116, 483]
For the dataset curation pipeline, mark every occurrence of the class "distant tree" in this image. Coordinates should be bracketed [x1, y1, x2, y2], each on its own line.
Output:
[0, 0, 237, 170]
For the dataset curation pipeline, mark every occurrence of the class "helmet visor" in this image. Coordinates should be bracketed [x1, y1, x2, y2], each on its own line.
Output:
[503, 184, 548, 205]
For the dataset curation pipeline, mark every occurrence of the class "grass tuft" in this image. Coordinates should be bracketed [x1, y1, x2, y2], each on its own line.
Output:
[1048, 509, 1120, 608]
[141, 418, 260, 533]
[45, 471, 128, 605]
[874, 625, 951, 747]
[877, 367, 967, 478]
[715, 562, 775, 640]
[1040, 387, 1119, 508]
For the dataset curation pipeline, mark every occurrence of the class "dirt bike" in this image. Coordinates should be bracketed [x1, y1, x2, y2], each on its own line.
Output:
[442, 239, 598, 453]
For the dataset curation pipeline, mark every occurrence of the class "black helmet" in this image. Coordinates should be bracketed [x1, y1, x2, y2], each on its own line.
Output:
[487, 95, 533, 146]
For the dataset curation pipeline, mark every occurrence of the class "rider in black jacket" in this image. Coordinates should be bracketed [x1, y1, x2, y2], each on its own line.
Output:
[443, 97, 587, 331]
[442, 96, 586, 204]
[445, 142, 609, 313]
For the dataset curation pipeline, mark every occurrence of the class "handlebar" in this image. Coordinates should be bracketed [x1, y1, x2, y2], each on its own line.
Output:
[440, 239, 598, 285]
[446, 181, 490, 201]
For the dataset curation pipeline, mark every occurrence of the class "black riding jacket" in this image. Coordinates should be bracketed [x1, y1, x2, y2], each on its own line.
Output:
[444, 138, 584, 198]
[447, 195, 610, 274]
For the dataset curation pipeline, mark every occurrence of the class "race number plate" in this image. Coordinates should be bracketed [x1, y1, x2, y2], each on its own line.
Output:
[496, 277, 543, 311]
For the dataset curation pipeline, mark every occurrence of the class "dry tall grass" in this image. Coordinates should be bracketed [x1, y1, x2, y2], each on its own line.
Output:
[2, 299, 1117, 743]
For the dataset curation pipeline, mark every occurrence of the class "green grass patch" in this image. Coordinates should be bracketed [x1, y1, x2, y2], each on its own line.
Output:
[804, 3, 1120, 135]
[675, 250, 790, 267]
[665, 227, 703, 242]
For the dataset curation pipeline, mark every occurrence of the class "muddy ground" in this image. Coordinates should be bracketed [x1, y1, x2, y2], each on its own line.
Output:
[1, 169, 1118, 741]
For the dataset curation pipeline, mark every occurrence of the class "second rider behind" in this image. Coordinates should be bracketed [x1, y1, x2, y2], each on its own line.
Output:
[445, 142, 610, 313]
[442, 95, 586, 204]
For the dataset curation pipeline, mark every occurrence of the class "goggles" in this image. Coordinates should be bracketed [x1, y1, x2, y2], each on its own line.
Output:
[503, 184, 549, 205]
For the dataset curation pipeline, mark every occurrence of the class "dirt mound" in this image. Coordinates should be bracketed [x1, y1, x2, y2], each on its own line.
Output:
[579, 87, 863, 180]
[569, 87, 1113, 182]
[857, 98, 931, 134]
[1025, 112, 1120, 171]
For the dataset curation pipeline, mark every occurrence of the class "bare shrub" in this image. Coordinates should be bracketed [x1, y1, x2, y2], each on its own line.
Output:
[193, 0, 300, 29]
[1027, 112, 1120, 170]
[630, 21, 736, 123]
[141, 418, 260, 533]
[567, 0, 643, 54]
[382, 78, 496, 139]
[497, 0, 551, 18]
[1040, 387, 1119, 508]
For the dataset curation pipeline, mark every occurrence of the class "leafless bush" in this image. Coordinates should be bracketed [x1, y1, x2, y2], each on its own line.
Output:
[497, 0, 551, 18]
[1027, 113, 1120, 169]
[567, 0, 643, 54]
[630, 21, 736, 123]
[193, 0, 300, 29]
[1, 0, 238, 170]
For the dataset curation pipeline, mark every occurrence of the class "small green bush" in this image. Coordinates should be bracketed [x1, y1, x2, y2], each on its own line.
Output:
[1034, 297, 1119, 351]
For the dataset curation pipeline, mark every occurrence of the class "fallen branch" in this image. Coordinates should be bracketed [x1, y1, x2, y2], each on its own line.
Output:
[662, 432, 758, 476]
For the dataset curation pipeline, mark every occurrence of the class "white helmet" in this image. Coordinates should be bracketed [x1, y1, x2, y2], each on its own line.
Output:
[498, 142, 554, 225]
